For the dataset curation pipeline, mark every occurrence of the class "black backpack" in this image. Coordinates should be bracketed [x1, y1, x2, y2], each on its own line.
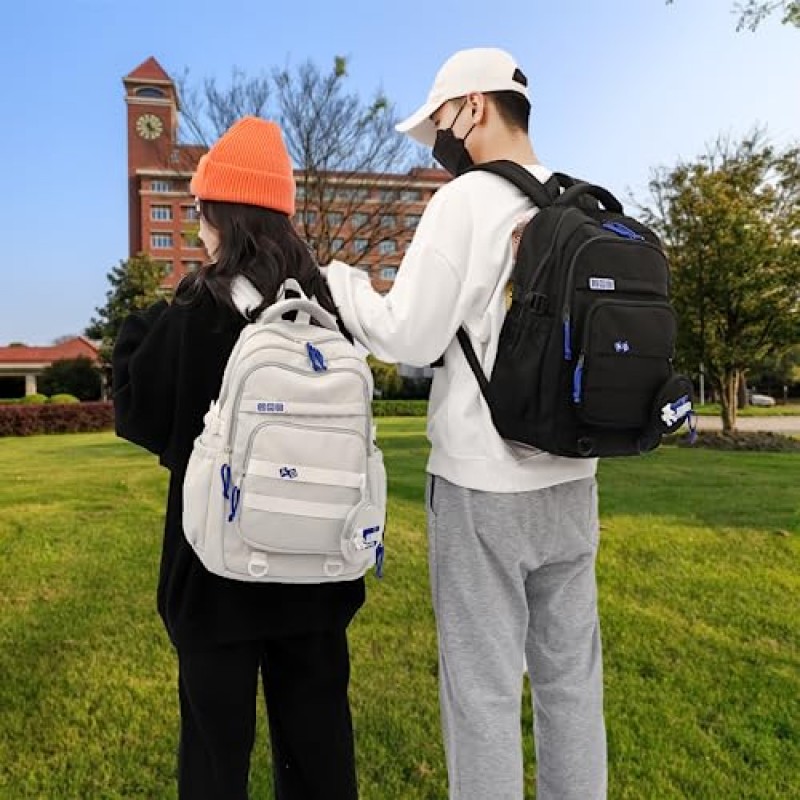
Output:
[456, 160, 694, 458]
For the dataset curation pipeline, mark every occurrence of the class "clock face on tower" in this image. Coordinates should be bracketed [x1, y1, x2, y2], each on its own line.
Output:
[136, 113, 164, 140]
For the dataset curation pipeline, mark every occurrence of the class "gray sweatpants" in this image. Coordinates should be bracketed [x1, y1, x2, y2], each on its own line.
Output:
[426, 474, 607, 800]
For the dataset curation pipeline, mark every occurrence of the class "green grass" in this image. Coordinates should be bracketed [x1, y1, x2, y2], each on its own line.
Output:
[0, 421, 798, 799]
[694, 401, 800, 417]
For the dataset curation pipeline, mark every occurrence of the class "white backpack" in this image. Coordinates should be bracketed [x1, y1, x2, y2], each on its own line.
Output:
[182, 278, 387, 583]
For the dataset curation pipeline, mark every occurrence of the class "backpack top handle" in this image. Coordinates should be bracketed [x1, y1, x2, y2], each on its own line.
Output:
[556, 182, 623, 214]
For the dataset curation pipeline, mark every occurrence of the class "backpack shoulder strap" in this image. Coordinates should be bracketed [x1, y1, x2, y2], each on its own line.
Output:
[455, 328, 493, 406]
[465, 160, 560, 209]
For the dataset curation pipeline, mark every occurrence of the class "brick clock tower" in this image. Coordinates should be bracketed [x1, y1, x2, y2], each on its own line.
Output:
[122, 57, 448, 293]
[123, 57, 206, 287]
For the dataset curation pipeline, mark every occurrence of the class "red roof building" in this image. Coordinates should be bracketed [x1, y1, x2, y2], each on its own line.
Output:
[0, 337, 100, 397]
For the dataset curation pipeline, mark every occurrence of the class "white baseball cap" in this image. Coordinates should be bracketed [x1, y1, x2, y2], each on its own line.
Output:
[396, 48, 529, 147]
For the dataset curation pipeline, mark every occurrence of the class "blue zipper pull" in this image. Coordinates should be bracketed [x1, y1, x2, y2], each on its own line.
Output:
[220, 463, 232, 499]
[228, 485, 241, 522]
[573, 355, 584, 404]
[602, 221, 645, 241]
[375, 543, 385, 579]
[306, 342, 327, 372]
[687, 410, 698, 445]
[563, 318, 572, 361]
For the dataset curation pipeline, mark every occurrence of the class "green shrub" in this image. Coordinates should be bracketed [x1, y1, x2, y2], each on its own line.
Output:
[372, 400, 428, 417]
[49, 394, 81, 405]
[20, 394, 49, 405]
[38, 356, 102, 401]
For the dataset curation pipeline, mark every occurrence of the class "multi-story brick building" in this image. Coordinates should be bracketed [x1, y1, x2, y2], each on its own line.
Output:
[124, 57, 448, 293]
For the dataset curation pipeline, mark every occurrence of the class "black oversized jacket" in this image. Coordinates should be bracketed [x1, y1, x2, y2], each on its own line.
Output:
[112, 287, 365, 650]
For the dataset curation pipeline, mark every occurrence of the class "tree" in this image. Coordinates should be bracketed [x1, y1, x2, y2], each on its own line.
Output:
[179, 57, 426, 267]
[176, 67, 271, 147]
[666, 0, 800, 30]
[367, 356, 403, 398]
[641, 132, 800, 431]
[38, 357, 102, 401]
[274, 58, 418, 266]
[86, 254, 167, 362]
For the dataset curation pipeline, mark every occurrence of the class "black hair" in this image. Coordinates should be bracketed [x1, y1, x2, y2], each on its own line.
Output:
[174, 200, 337, 322]
[487, 90, 531, 134]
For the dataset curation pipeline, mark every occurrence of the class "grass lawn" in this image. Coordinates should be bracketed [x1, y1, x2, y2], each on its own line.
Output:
[694, 402, 800, 417]
[0, 421, 798, 799]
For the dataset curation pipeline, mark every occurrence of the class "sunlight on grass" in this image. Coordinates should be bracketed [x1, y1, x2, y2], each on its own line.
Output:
[0, 424, 798, 798]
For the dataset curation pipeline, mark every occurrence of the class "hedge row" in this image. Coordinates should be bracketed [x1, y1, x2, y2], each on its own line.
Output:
[674, 431, 800, 452]
[371, 400, 428, 417]
[0, 399, 429, 438]
[0, 394, 81, 406]
[0, 402, 114, 437]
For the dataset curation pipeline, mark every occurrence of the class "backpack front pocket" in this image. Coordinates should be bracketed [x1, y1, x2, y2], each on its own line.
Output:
[573, 300, 676, 428]
[236, 422, 366, 555]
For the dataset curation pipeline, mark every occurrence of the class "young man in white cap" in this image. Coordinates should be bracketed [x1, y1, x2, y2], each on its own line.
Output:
[326, 48, 606, 800]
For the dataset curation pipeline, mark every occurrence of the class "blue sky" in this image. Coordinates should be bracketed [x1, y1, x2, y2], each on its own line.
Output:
[2, 0, 798, 344]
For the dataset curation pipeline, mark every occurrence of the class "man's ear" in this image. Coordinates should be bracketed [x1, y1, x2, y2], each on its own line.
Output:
[467, 92, 486, 124]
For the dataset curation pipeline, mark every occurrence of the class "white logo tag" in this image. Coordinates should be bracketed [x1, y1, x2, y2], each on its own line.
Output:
[256, 401, 287, 414]
[589, 277, 616, 291]
[661, 395, 692, 426]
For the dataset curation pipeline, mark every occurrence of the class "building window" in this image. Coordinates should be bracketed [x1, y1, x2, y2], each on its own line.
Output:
[182, 232, 202, 249]
[378, 239, 397, 255]
[304, 211, 317, 225]
[380, 267, 398, 281]
[354, 238, 368, 253]
[405, 214, 421, 229]
[296, 185, 307, 200]
[401, 189, 422, 202]
[381, 214, 396, 228]
[152, 180, 172, 193]
[352, 213, 368, 228]
[151, 233, 173, 249]
[327, 212, 343, 227]
[380, 189, 398, 202]
[136, 87, 166, 98]
[331, 238, 345, 254]
[182, 205, 199, 221]
[151, 205, 172, 221]
[157, 260, 173, 275]
[183, 260, 203, 273]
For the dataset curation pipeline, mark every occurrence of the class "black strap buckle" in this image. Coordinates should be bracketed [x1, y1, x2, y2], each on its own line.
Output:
[527, 293, 549, 314]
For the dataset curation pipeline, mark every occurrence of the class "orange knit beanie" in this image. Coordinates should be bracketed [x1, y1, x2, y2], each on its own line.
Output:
[190, 116, 295, 215]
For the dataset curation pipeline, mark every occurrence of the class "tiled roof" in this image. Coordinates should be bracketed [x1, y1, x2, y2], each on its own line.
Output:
[126, 57, 171, 83]
[0, 337, 100, 365]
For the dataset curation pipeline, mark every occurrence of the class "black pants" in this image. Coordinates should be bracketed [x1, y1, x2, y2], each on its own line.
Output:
[177, 628, 358, 799]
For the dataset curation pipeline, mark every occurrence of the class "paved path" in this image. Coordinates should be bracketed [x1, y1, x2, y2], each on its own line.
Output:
[695, 415, 800, 434]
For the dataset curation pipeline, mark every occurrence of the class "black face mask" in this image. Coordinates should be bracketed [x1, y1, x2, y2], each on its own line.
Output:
[432, 100, 476, 177]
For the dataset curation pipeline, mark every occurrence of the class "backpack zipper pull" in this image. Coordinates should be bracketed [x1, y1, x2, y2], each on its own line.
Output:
[375, 543, 385, 579]
[563, 316, 572, 361]
[573, 354, 584, 404]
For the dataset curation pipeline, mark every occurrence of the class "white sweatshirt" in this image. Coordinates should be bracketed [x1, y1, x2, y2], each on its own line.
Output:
[327, 165, 597, 493]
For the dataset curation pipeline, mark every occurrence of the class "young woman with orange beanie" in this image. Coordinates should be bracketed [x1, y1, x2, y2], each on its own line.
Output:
[113, 117, 363, 800]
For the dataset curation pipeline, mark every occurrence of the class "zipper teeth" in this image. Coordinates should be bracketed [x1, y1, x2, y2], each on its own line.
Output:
[227, 363, 372, 452]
